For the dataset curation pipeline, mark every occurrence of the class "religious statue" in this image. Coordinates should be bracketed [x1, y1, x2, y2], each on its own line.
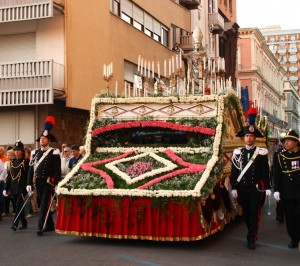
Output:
[176, 26, 206, 93]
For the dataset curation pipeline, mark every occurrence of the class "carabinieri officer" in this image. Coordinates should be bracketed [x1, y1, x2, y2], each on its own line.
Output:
[27, 116, 61, 235]
[230, 107, 271, 250]
[273, 129, 300, 249]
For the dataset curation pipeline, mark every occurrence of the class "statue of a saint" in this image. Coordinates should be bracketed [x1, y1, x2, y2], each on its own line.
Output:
[176, 26, 206, 93]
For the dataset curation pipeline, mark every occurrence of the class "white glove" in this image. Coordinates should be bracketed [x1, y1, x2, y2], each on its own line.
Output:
[265, 189, 272, 197]
[2, 190, 8, 197]
[26, 185, 32, 193]
[274, 191, 280, 201]
[231, 189, 238, 198]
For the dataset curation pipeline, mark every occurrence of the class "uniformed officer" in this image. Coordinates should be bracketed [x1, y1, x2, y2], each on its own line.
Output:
[273, 129, 300, 249]
[3, 141, 29, 231]
[230, 108, 271, 250]
[26, 116, 61, 235]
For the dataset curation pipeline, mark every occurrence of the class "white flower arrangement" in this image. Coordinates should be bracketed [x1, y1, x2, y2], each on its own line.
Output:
[56, 95, 226, 198]
[105, 152, 178, 185]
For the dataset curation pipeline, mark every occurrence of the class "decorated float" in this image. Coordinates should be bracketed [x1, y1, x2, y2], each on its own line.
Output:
[55, 27, 267, 241]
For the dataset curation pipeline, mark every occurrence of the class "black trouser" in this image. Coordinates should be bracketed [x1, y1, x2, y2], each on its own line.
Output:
[36, 178, 54, 229]
[238, 186, 262, 242]
[276, 200, 285, 221]
[13, 193, 27, 227]
[283, 198, 300, 243]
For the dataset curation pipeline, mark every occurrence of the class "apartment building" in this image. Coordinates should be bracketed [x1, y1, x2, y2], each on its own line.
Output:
[237, 28, 287, 138]
[0, 0, 238, 147]
[261, 26, 300, 93]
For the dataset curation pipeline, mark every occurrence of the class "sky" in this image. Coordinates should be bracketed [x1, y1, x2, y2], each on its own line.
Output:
[236, 0, 300, 30]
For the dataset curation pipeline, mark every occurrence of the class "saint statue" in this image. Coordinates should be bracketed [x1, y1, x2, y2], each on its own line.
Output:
[176, 26, 206, 93]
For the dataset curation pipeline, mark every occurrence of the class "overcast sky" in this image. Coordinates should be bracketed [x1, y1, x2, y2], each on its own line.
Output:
[236, 0, 300, 30]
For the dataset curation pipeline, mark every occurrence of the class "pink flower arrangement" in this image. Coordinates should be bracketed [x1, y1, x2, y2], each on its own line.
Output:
[125, 161, 154, 177]
[92, 121, 215, 137]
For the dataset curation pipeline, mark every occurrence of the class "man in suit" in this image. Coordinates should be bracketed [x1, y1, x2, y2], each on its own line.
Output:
[230, 108, 271, 250]
[27, 116, 61, 235]
[273, 129, 300, 249]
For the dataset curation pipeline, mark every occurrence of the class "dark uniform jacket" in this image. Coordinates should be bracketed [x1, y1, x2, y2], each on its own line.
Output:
[27, 148, 61, 186]
[231, 146, 270, 190]
[273, 148, 300, 200]
[5, 157, 29, 195]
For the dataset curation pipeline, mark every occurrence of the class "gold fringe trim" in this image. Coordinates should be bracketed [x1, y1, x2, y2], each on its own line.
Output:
[55, 225, 223, 242]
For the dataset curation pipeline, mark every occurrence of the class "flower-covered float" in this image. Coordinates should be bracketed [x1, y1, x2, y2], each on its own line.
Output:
[55, 92, 266, 241]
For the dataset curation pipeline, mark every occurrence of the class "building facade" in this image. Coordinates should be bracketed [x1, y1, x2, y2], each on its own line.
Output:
[261, 26, 300, 93]
[237, 28, 287, 138]
[0, 0, 238, 147]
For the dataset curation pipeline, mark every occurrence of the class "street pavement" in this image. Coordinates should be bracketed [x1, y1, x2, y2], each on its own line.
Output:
[0, 197, 299, 266]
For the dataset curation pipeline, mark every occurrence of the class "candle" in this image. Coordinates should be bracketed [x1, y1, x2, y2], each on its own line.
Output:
[103, 64, 106, 78]
[148, 61, 151, 78]
[144, 60, 147, 77]
[179, 51, 182, 69]
[110, 63, 113, 77]
[172, 56, 175, 74]
[164, 60, 167, 77]
[152, 61, 154, 78]
[176, 55, 178, 70]
[217, 58, 220, 72]
[124, 81, 127, 98]
[141, 58, 144, 76]
[169, 59, 171, 77]
[203, 57, 206, 70]
[115, 80, 118, 97]
[138, 55, 141, 72]
[157, 62, 160, 79]
[192, 79, 194, 95]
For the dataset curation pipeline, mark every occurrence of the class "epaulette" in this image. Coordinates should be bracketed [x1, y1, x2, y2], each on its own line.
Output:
[233, 148, 242, 155]
[258, 147, 268, 155]
[53, 148, 60, 155]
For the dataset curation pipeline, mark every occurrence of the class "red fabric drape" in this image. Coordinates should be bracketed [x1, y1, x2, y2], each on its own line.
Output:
[56, 196, 223, 241]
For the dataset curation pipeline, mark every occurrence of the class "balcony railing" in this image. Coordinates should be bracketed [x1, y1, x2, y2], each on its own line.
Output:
[0, 59, 64, 106]
[180, 35, 193, 51]
[208, 13, 225, 33]
[0, 0, 53, 23]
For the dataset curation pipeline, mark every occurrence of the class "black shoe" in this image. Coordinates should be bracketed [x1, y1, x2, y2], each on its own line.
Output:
[44, 226, 55, 232]
[11, 224, 17, 231]
[288, 241, 298, 249]
[247, 241, 256, 250]
[276, 217, 284, 223]
[37, 227, 43, 236]
[18, 225, 27, 230]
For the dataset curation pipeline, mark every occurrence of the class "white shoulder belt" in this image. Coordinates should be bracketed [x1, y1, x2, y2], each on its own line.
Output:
[237, 147, 259, 183]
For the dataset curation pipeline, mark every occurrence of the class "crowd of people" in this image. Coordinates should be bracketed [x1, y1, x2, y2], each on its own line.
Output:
[0, 127, 85, 235]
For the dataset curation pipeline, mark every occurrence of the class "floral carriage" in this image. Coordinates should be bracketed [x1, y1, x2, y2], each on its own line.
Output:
[55, 92, 252, 241]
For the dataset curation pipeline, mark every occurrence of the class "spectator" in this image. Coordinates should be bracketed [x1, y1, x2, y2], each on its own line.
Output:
[79, 145, 86, 157]
[68, 144, 83, 171]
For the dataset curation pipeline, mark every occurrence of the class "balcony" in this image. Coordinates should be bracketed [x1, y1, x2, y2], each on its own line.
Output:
[0, 60, 64, 106]
[0, 0, 53, 23]
[179, 0, 200, 9]
[289, 66, 298, 72]
[289, 76, 299, 82]
[180, 34, 193, 51]
[278, 49, 287, 55]
[208, 13, 225, 33]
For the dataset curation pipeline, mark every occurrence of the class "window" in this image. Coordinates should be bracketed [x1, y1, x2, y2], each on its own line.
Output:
[121, 12, 131, 24]
[112, 0, 120, 16]
[145, 28, 152, 37]
[133, 20, 142, 31]
[161, 27, 168, 46]
[153, 33, 160, 42]
[112, 0, 169, 47]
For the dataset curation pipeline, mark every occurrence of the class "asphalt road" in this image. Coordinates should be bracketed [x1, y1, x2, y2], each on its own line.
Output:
[0, 197, 299, 266]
